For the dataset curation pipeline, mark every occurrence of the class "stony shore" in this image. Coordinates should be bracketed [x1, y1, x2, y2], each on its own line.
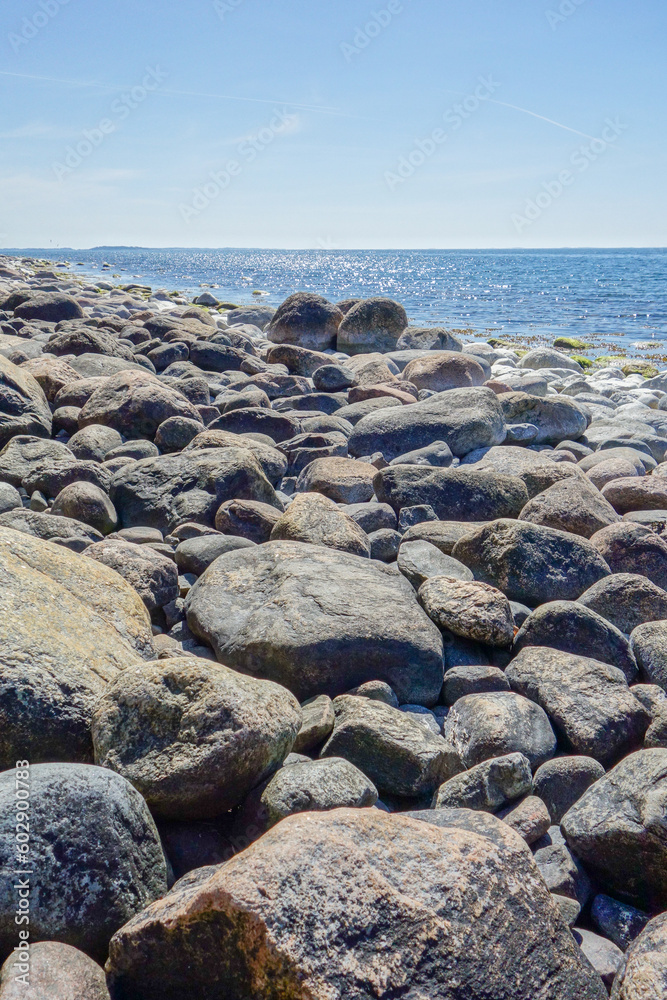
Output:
[0, 252, 666, 998]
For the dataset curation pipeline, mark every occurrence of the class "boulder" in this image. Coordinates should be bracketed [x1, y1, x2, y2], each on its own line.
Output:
[578, 573, 667, 634]
[78, 370, 201, 440]
[444, 692, 556, 769]
[175, 533, 255, 575]
[51, 482, 118, 535]
[209, 406, 301, 443]
[513, 601, 637, 681]
[267, 292, 342, 351]
[92, 656, 301, 819]
[0, 483, 20, 514]
[397, 540, 473, 588]
[0, 764, 168, 963]
[296, 456, 376, 503]
[592, 894, 650, 952]
[232, 757, 378, 837]
[337, 297, 408, 354]
[214, 497, 282, 542]
[464, 445, 588, 499]
[47, 326, 135, 361]
[401, 518, 486, 554]
[348, 386, 506, 461]
[13, 291, 83, 323]
[418, 576, 515, 646]
[533, 756, 606, 823]
[68, 423, 123, 462]
[573, 929, 624, 992]
[106, 808, 606, 1000]
[519, 477, 620, 537]
[21, 455, 111, 497]
[609, 912, 667, 998]
[518, 347, 583, 372]
[396, 326, 463, 351]
[0, 941, 110, 1000]
[497, 795, 552, 845]
[631, 621, 667, 690]
[452, 519, 611, 605]
[0, 354, 52, 445]
[442, 664, 510, 704]
[591, 522, 667, 588]
[561, 749, 667, 911]
[293, 694, 335, 752]
[84, 538, 178, 611]
[0, 435, 72, 486]
[0, 526, 153, 766]
[389, 440, 454, 467]
[498, 391, 588, 444]
[19, 356, 81, 401]
[0, 509, 103, 552]
[186, 541, 444, 704]
[270, 492, 371, 557]
[265, 343, 331, 375]
[110, 448, 278, 533]
[374, 466, 528, 520]
[403, 351, 486, 391]
[506, 647, 650, 765]
[432, 752, 533, 811]
[185, 428, 288, 484]
[603, 476, 667, 514]
[320, 694, 461, 798]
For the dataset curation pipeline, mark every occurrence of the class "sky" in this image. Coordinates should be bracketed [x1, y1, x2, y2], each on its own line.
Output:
[0, 0, 665, 249]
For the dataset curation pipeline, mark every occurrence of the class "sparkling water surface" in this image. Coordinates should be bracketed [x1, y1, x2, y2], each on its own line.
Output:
[7, 247, 667, 354]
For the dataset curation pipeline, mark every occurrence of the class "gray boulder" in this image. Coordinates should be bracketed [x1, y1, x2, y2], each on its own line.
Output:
[631, 620, 667, 690]
[419, 576, 515, 646]
[79, 370, 201, 440]
[452, 519, 611, 605]
[0, 508, 103, 551]
[348, 386, 506, 461]
[513, 601, 637, 681]
[610, 912, 667, 999]
[444, 692, 556, 769]
[519, 477, 620, 537]
[13, 290, 83, 322]
[293, 694, 335, 752]
[579, 573, 667, 634]
[84, 538, 178, 611]
[442, 664, 510, 704]
[592, 893, 650, 952]
[185, 540, 445, 704]
[0, 941, 110, 1000]
[0, 763, 167, 963]
[561, 749, 667, 911]
[270, 492, 371, 557]
[374, 465, 528, 520]
[433, 752, 533, 811]
[337, 297, 407, 354]
[320, 695, 462, 799]
[51, 481, 119, 535]
[507, 647, 650, 765]
[499, 391, 588, 444]
[0, 354, 52, 445]
[533, 756, 605, 823]
[397, 540, 473, 588]
[175, 533, 255, 576]
[267, 292, 342, 351]
[591, 521, 667, 588]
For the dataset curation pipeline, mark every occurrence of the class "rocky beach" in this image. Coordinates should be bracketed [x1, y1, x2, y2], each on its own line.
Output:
[1, 251, 667, 998]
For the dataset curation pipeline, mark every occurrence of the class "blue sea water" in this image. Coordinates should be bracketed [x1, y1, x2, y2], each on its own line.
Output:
[7, 247, 667, 354]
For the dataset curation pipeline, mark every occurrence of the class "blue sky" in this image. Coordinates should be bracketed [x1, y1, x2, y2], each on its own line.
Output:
[0, 0, 664, 248]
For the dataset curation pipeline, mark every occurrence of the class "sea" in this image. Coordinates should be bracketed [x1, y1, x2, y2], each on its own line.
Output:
[6, 247, 667, 357]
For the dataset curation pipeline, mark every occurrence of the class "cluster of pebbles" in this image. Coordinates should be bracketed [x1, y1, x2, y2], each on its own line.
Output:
[0, 254, 666, 998]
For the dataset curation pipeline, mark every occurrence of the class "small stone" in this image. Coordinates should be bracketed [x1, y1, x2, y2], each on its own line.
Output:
[293, 694, 335, 753]
[442, 664, 510, 705]
[591, 893, 650, 952]
[497, 795, 551, 844]
[533, 756, 605, 823]
[398, 540, 474, 588]
[444, 691, 556, 769]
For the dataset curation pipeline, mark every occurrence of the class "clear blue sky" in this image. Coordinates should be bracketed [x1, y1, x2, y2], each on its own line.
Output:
[0, 0, 664, 249]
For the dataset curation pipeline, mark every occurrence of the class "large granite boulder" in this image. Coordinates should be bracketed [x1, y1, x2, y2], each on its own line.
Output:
[106, 808, 607, 1000]
[373, 465, 528, 520]
[0, 526, 153, 767]
[337, 297, 408, 354]
[498, 391, 588, 444]
[92, 656, 301, 820]
[110, 448, 279, 532]
[0, 764, 168, 963]
[185, 540, 444, 705]
[267, 292, 343, 351]
[348, 386, 506, 461]
[610, 911, 667, 999]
